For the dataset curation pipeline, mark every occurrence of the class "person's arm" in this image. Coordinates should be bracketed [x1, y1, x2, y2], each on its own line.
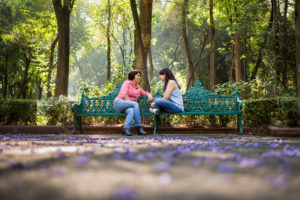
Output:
[118, 81, 130, 100]
[163, 80, 176, 100]
[140, 89, 154, 101]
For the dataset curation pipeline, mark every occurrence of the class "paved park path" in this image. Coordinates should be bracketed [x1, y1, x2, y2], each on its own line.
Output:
[0, 133, 300, 200]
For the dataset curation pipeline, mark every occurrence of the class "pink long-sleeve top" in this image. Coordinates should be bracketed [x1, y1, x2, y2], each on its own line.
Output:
[114, 80, 150, 102]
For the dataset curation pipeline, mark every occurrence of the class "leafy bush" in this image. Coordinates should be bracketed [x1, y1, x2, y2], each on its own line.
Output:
[0, 98, 37, 125]
[215, 78, 296, 100]
[243, 98, 279, 126]
[242, 97, 300, 127]
[37, 96, 74, 125]
[279, 98, 300, 126]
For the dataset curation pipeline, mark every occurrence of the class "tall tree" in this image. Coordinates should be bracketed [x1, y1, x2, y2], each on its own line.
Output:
[130, 0, 151, 91]
[52, 0, 75, 97]
[106, 0, 111, 81]
[296, 0, 300, 98]
[47, 36, 58, 98]
[209, 0, 215, 92]
[271, 0, 280, 90]
[182, 0, 194, 89]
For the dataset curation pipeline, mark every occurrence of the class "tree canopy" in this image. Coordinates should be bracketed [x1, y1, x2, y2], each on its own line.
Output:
[0, 0, 299, 99]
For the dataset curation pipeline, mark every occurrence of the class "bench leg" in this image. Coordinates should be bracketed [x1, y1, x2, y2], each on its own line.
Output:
[78, 116, 83, 134]
[154, 115, 157, 135]
[237, 114, 243, 134]
[72, 116, 77, 135]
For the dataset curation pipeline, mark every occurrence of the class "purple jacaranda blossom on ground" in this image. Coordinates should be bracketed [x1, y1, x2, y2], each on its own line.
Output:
[261, 151, 282, 158]
[145, 152, 155, 160]
[191, 158, 203, 167]
[112, 152, 123, 159]
[114, 186, 139, 200]
[270, 143, 280, 148]
[277, 165, 291, 173]
[57, 152, 65, 158]
[158, 173, 172, 186]
[224, 145, 233, 151]
[82, 150, 94, 156]
[282, 146, 300, 157]
[123, 151, 136, 161]
[266, 175, 288, 190]
[217, 162, 236, 173]
[51, 168, 67, 177]
[10, 162, 32, 169]
[136, 154, 145, 162]
[279, 157, 290, 164]
[74, 156, 90, 165]
[239, 158, 264, 168]
[155, 162, 171, 171]
[228, 153, 243, 162]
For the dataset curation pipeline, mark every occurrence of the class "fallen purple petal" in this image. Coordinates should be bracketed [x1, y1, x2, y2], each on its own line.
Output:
[114, 186, 139, 200]
[217, 162, 236, 173]
[74, 156, 90, 165]
[158, 173, 172, 186]
[155, 162, 171, 171]
[239, 158, 264, 168]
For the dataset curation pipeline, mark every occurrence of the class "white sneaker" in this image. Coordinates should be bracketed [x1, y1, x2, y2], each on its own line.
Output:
[149, 108, 160, 115]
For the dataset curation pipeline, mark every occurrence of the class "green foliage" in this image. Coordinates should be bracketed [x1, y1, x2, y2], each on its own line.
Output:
[243, 98, 279, 126]
[279, 98, 300, 126]
[215, 79, 296, 100]
[37, 97, 74, 125]
[243, 98, 300, 127]
[0, 98, 37, 125]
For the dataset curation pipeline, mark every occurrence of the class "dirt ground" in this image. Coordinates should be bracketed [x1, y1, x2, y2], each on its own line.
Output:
[0, 133, 300, 200]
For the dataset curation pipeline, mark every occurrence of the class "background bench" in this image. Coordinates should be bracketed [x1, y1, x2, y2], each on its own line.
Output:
[71, 81, 243, 134]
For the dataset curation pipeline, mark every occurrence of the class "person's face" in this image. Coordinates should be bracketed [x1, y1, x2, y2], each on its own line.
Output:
[133, 73, 141, 84]
[159, 73, 166, 82]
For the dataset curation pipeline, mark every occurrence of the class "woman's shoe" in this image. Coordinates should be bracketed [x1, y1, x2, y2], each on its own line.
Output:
[149, 108, 160, 115]
[122, 128, 133, 136]
[136, 127, 147, 135]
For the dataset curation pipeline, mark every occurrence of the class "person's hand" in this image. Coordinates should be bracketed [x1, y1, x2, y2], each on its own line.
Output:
[147, 94, 154, 101]
[151, 102, 155, 108]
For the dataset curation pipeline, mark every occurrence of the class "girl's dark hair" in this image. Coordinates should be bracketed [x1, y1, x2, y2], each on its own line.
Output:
[128, 70, 141, 80]
[159, 68, 180, 92]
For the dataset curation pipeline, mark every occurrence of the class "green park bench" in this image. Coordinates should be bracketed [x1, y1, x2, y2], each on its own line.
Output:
[71, 81, 243, 135]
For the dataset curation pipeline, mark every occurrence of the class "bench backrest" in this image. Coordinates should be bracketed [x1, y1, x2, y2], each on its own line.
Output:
[74, 81, 241, 114]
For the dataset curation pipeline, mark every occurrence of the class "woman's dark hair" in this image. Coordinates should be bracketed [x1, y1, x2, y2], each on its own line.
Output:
[128, 70, 141, 80]
[159, 68, 180, 92]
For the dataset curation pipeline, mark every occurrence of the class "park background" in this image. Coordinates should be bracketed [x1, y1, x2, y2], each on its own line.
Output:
[0, 0, 299, 130]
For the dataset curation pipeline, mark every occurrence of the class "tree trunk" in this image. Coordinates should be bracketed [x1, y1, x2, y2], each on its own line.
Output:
[3, 55, 8, 98]
[182, 0, 194, 90]
[106, 0, 111, 81]
[282, 0, 289, 88]
[37, 76, 43, 100]
[296, 0, 300, 98]
[271, 0, 280, 90]
[233, 32, 241, 82]
[53, 0, 75, 97]
[47, 36, 58, 98]
[149, 45, 154, 81]
[229, 43, 234, 81]
[17, 54, 31, 99]
[209, 0, 215, 92]
[130, 0, 151, 91]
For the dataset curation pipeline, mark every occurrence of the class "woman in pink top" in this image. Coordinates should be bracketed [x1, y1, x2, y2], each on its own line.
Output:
[114, 70, 153, 136]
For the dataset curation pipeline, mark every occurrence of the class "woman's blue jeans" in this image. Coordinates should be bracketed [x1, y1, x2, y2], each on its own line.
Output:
[114, 100, 141, 130]
[152, 98, 182, 113]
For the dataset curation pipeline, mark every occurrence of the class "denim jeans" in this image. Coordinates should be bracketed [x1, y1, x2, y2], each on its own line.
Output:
[152, 98, 182, 113]
[113, 100, 141, 129]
